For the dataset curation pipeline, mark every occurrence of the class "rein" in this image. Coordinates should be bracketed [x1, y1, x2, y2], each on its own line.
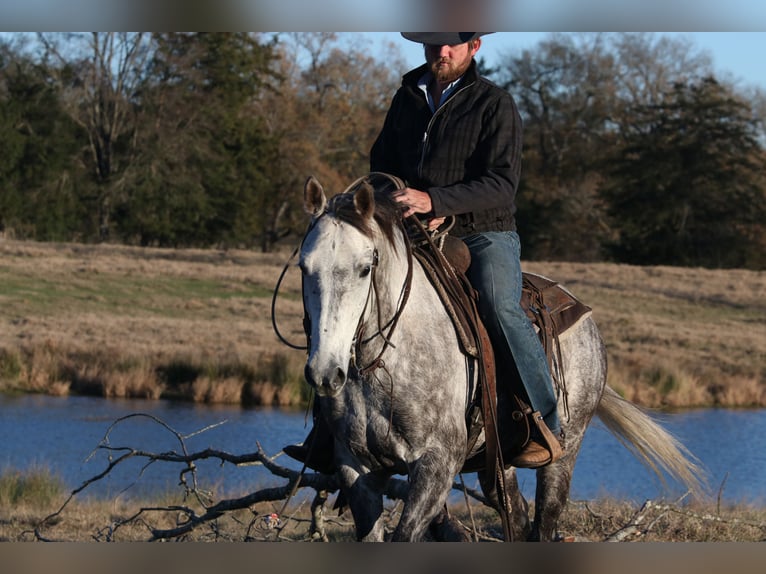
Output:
[356, 225, 414, 376]
[271, 242, 307, 351]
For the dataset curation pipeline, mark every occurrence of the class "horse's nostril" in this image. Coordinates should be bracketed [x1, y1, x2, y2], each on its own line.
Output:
[324, 366, 345, 391]
[305, 362, 347, 397]
[333, 366, 346, 388]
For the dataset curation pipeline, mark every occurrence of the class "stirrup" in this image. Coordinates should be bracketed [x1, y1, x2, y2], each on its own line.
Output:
[531, 411, 564, 463]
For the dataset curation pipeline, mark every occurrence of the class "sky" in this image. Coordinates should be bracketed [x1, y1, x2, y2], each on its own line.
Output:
[1, 1, 765, 36]
[0, 3, 763, 90]
[364, 32, 766, 92]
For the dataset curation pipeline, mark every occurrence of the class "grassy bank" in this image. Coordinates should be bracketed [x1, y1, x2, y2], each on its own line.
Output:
[0, 239, 764, 408]
[0, 240, 309, 406]
[2, 469, 764, 542]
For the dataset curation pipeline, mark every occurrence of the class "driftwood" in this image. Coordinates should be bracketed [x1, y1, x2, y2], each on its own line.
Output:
[602, 494, 766, 542]
[31, 413, 481, 541]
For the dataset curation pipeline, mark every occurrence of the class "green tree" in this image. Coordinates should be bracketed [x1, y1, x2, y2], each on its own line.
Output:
[498, 33, 718, 263]
[499, 34, 618, 261]
[603, 77, 766, 268]
[0, 38, 85, 240]
[114, 33, 279, 248]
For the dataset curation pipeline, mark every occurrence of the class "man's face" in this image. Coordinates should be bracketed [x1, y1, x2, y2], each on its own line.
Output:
[425, 40, 480, 84]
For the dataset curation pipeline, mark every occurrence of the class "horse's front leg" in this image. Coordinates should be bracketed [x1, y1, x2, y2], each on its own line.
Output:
[337, 464, 388, 542]
[391, 450, 459, 542]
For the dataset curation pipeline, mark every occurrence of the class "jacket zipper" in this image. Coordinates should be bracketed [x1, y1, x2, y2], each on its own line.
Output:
[417, 80, 475, 181]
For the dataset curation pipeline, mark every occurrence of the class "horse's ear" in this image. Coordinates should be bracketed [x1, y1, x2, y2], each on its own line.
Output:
[354, 181, 375, 222]
[304, 176, 327, 217]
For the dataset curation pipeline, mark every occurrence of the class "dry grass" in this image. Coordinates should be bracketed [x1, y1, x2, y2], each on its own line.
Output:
[0, 240, 307, 406]
[1, 467, 764, 542]
[4, 493, 765, 542]
[523, 260, 766, 408]
[0, 239, 764, 408]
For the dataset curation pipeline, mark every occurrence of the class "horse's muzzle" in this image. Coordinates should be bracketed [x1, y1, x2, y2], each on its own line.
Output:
[304, 363, 346, 397]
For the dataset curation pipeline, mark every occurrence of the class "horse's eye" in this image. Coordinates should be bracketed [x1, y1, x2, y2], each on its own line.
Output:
[360, 265, 372, 278]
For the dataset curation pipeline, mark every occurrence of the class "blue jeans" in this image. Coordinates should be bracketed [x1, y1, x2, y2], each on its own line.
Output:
[462, 231, 560, 433]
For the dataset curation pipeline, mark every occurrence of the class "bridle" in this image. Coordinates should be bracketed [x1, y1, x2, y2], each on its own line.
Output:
[271, 173, 414, 377]
[355, 225, 413, 377]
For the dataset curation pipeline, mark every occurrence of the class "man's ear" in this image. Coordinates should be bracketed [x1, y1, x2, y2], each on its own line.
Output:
[471, 38, 482, 57]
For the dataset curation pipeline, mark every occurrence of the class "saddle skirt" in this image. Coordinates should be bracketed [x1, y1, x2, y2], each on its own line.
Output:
[521, 272, 592, 344]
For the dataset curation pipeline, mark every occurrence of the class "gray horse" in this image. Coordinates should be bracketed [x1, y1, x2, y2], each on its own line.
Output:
[298, 174, 705, 542]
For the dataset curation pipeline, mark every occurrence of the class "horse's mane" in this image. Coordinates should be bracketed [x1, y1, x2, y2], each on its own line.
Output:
[326, 175, 403, 249]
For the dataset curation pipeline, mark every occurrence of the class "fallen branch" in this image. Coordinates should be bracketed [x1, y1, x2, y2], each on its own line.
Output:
[602, 491, 766, 543]
[650, 501, 766, 531]
[32, 412, 487, 541]
[605, 492, 689, 542]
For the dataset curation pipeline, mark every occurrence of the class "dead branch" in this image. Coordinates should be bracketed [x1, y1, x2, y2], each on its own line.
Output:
[32, 412, 490, 542]
[601, 490, 766, 542]
[605, 492, 690, 542]
[30, 407, 766, 542]
[648, 501, 766, 532]
[603, 499, 660, 542]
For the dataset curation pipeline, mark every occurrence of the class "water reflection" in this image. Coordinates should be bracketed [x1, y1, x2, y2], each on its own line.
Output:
[1, 394, 764, 504]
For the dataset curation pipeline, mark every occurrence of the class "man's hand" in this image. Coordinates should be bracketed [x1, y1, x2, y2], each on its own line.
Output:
[392, 187, 445, 230]
[392, 187, 433, 218]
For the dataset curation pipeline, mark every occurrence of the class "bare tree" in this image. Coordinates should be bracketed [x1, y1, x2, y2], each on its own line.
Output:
[250, 33, 404, 250]
[36, 33, 152, 239]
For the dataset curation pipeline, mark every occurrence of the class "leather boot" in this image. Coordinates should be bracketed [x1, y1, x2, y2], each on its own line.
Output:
[510, 439, 555, 468]
[282, 419, 335, 474]
[510, 427, 564, 469]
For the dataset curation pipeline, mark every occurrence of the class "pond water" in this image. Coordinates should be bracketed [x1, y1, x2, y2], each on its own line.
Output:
[1, 394, 764, 505]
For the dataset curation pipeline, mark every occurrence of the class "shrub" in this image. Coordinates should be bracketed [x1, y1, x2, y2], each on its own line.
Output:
[0, 467, 64, 509]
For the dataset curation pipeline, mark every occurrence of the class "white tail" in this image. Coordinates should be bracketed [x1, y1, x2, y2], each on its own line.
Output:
[597, 385, 708, 498]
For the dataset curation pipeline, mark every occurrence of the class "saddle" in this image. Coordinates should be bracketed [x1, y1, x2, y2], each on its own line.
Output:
[435, 236, 591, 356]
[413, 231, 592, 473]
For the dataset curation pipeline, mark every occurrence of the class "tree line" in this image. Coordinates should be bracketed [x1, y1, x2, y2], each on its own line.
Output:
[1, 32, 764, 269]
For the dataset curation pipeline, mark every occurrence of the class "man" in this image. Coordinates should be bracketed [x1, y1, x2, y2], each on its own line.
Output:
[285, 32, 562, 471]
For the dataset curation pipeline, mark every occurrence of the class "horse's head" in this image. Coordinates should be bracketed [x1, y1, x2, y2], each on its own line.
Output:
[300, 175, 403, 397]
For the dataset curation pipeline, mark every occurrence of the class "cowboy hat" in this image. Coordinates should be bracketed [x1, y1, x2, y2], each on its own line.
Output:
[400, 32, 492, 45]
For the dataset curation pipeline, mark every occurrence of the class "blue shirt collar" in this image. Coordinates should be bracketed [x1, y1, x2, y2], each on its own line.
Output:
[417, 72, 463, 112]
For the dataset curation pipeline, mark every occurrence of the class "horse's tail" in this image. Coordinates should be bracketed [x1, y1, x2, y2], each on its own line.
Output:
[596, 385, 708, 499]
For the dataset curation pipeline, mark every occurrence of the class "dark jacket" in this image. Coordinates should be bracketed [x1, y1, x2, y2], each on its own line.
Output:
[370, 60, 523, 237]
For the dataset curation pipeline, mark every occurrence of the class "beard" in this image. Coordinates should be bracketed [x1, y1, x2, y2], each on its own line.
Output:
[429, 53, 473, 84]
